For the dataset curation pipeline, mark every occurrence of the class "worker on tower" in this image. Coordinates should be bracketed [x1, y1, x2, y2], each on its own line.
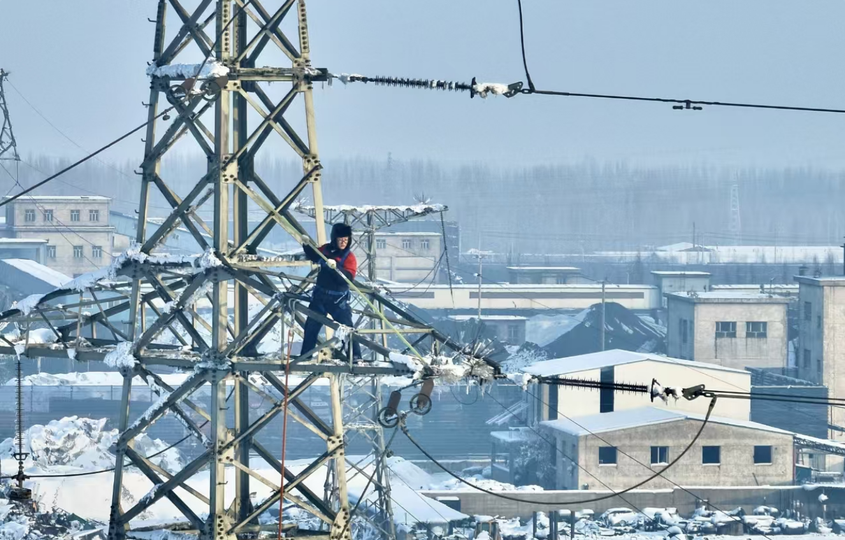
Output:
[301, 223, 363, 361]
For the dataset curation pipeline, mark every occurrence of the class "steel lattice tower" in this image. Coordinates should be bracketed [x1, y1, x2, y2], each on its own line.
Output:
[0, 69, 20, 163]
[0, 3, 495, 540]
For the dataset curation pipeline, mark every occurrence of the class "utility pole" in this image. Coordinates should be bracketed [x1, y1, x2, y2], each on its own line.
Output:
[601, 279, 607, 351]
[477, 252, 483, 320]
[0, 5, 495, 540]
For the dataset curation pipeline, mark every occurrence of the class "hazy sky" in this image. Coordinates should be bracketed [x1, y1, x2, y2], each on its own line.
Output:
[3, 1, 845, 168]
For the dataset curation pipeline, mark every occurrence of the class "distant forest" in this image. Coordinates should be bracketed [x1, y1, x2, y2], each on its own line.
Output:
[5, 154, 845, 254]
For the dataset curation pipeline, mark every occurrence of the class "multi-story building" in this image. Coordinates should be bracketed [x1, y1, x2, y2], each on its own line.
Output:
[2, 196, 114, 277]
[353, 231, 441, 283]
[665, 291, 790, 370]
[507, 266, 585, 284]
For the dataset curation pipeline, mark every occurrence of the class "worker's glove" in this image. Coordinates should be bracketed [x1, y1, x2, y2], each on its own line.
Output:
[325, 259, 337, 270]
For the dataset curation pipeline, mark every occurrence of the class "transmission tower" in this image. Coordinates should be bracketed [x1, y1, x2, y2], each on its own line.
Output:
[0, 70, 19, 163]
[729, 183, 742, 245]
[0, 3, 494, 540]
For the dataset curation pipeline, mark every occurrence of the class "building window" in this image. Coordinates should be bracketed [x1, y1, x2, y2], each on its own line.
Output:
[89, 209, 100, 222]
[43, 209, 53, 222]
[817, 315, 822, 331]
[804, 349, 811, 369]
[420, 238, 430, 250]
[817, 358, 822, 373]
[715, 321, 736, 338]
[507, 324, 519, 343]
[598, 447, 617, 465]
[556, 275, 568, 284]
[804, 301, 812, 321]
[24, 209, 35, 222]
[651, 446, 668, 465]
[680, 319, 688, 344]
[73, 245, 83, 259]
[702, 446, 721, 465]
[746, 321, 768, 338]
[600, 366, 614, 413]
[46, 245, 56, 259]
[376, 238, 386, 250]
[402, 238, 412, 250]
[70, 210, 80, 222]
[92, 245, 103, 258]
[754, 445, 772, 464]
[548, 384, 558, 421]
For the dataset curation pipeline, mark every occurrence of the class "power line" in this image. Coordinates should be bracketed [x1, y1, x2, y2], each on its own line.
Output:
[401, 394, 715, 506]
[0, 106, 174, 208]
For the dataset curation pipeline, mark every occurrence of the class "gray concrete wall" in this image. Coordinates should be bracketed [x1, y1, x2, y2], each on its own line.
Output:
[544, 419, 792, 491]
[692, 302, 788, 370]
[420, 486, 809, 519]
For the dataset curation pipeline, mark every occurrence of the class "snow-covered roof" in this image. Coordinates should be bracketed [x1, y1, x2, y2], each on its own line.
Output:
[1, 259, 70, 288]
[711, 284, 798, 290]
[666, 291, 792, 303]
[4, 195, 110, 201]
[795, 276, 845, 286]
[0, 238, 48, 244]
[650, 271, 711, 277]
[522, 349, 748, 377]
[374, 231, 440, 236]
[490, 429, 536, 443]
[448, 315, 528, 321]
[507, 266, 581, 272]
[541, 406, 792, 437]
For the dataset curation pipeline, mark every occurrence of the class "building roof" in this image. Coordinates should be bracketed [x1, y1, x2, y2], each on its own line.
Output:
[0, 238, 48, 244]
[650, 271, 711, 277]
[522, 349, 748, 377]
[665, 291, 792, 304]
[3, 195, 110, 201]
[1, 259, 70, 288]
[794, 276, 845, 287]
[507, 266, 581, 272]
[448, 315, 528, 322]
[374, 231, 440, 237]
[541, 406, 791, 437]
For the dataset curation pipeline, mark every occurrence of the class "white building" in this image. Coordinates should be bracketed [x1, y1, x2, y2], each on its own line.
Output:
[540, 406, 794, 490]
[354, 231, 441, 283]
[521, 350, 751, 423]
[2, 196, 114, 277]
[651, 271, 711, 307]
[665, 291, 790, 370]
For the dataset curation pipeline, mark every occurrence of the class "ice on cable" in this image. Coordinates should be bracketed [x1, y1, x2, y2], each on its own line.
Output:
[146, 61, 229, 79]
[104, 341, 136, 369]
[473, 82, 510, 98]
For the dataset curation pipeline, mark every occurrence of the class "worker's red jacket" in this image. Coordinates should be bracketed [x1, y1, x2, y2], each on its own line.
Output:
[303, 243, 357, 292]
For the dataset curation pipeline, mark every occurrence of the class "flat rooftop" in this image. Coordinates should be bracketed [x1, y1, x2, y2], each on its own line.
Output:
[795, 276, 845, 287]
[0, 238, 48, 244]
[3, 195, 110, 201]
[522, 349, 747, 377]
[666, 291, 792, 304]
[448, 315, 528, 321]
[507, 266, 580, 272]
[651, 271, 711, 277]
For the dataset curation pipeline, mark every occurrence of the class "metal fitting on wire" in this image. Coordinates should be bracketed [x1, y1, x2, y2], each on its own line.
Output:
[409, 380, 435, 416]
[378, 390, 403, 428]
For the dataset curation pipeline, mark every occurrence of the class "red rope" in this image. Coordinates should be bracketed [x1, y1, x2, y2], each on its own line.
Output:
[277, 328, 295, 540]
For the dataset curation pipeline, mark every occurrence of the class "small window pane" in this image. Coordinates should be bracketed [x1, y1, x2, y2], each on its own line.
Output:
[73, 246, 83, 259]
[89, 209, 99, 222]
[24, 210, 35, 222]
[70, 210, 80, 222]
[421, 238, 430, 250]
[92, 245, 103, 258]
[715, 321, 736, 338]
[598, 446, 617, 465]
[803, 349, 811, 368]
[376, 239, 386, 250]
[651, 446, 668, 464]
[402, 238, 412, 250]
[754, 445, 772, 464]
[746, 321, 767, 338]
[804, 301, 812, 321]
[702, 446, 720, 464]
[46, 246, 56, 259]
[43, 209, 53, 222]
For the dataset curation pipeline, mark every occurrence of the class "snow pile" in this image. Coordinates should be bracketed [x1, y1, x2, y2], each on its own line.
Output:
[12, 294, 45, 316]
[194, 248, 224, 271]
[526, 312, 587, 346]
[20, 329, 56, 346]
[146, 61, 229, 79]
[0, 416, 183, 473]
[103, 341, 136, 369]
[0, 499, 91, 540]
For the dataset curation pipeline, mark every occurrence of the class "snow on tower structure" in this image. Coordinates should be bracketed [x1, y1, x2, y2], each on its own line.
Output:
[0, 3, 496, 540]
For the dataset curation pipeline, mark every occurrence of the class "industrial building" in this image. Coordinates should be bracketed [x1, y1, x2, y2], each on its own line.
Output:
[446, 315, 528, 345]
[651, 271, 711, 306]
[2, 195, 114, 277]
[353, 231, 442, 283]
[665, 291, 790, 370]
[521, 350, 751, 422]
[507, 267, 585, 285]
[539, 407, 795, 490]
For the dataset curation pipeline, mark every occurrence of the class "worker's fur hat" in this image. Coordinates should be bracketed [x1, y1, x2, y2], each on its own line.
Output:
[331, 223, 353, 241]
